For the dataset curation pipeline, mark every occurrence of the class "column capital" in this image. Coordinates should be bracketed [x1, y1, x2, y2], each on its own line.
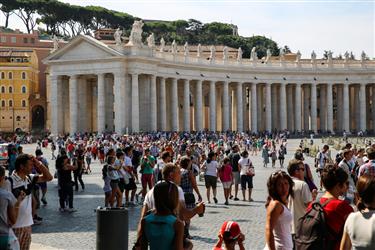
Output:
[360, 82, 367, 86]
[113, 71, 125, 78]
[49, 74, 59, 81]
[150, 74, 156, 80]
[69, 74, 79, 80]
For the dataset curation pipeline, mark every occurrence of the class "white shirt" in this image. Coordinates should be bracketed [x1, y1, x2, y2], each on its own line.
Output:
[288, 177, 312, 234]
[204, 160, 218, 177]
[143, 183, 185, 210]
[9, 173, 37, 228]
[238, 157, 252, 176]
[344, 211, 375, 250]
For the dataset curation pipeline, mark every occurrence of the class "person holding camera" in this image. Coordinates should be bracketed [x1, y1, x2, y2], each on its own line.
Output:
[140, 148, 156, 199]
[8, 154, 53, 250]
[0, 166, 26, 249]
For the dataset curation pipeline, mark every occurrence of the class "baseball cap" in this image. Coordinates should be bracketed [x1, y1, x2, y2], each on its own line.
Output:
[220, 221, 241, 241]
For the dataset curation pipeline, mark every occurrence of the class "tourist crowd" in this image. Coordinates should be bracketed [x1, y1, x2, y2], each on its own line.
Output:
[0, 131, 374, 249]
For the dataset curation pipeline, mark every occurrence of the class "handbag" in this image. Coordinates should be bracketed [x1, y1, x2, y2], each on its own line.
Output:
[247, 167, 255, 176]
[184, 192, 196, 205]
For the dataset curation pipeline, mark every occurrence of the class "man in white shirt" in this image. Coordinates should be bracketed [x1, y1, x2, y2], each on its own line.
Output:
[287, 159, 316, 245]
[141, 163, 205, 220]
[8, 154, 53, 250]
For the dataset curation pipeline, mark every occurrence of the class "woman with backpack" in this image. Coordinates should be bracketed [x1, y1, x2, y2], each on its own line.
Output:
[302, 164, 353, 250]
[340, 174, 375, 250]
[264, 170, 294, 250]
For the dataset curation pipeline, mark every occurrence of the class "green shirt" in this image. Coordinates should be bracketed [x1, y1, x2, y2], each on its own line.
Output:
[141, 155, 155, 174]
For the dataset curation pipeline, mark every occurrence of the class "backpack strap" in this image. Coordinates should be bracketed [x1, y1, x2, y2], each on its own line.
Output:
[320, 198, 334, 207]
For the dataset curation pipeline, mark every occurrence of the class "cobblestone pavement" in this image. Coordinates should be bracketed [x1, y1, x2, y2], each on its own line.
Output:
[23, 139, 340, 250]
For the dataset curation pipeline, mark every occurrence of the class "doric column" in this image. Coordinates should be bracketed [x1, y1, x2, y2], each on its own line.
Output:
[280, 82, 287, 130]
[222, 81, 230, 131]
[265, 83, 272, 131]
[131, 73, 140, 132]
[251, 83, 257, 132]
[359, 83, 367, 131]
[159, 77, 167, 131]
[195, 80, 203, 131]
[114, 72, 125, 134]
[271, 84, 278, 130]
[50, 75, 59, 134]
[171, 78, 178, 131]
[310, 83, 317, 132]
[326, 82, 333, 133]
[295, 83, 302, 132]
[69, 75, 78, 134]
[287, 84, 294, 131]
[320, 85, 326, 131]
[373, 86, 375, 130]
[343, 83, 350, 132]
[97, 73, 106, 134]
[150, 75, 157, 131]
[209, 81, 216, 131]
[336, 86, 343, 131]
[183, 79, 190, 131]
[303, 85, 310, 131]
[236, 82, 243, 132]
[354, 87, 360, 130]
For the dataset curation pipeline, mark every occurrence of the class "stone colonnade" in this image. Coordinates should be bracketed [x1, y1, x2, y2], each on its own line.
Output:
[50, 73, 375, 134]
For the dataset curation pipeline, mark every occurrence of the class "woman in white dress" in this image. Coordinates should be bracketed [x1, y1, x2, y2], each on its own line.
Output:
[264, 170, 294, 250]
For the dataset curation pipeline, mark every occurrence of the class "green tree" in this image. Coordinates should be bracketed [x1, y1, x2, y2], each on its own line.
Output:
[0, 0, 20, 28]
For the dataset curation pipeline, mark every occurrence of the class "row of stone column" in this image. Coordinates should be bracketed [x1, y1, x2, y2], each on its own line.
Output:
[50, 73, 375, 134]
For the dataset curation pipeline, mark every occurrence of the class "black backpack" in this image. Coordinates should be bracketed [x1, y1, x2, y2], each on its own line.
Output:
[295, 199, 336, 250]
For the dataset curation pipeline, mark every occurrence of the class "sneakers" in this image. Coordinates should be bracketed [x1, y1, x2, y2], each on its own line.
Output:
[229, 195, 233, 199]
[59, 208, 66, 212]
[224, 201, 229, 205]
[33, 219, 42, 225]
[41, 197, 48, 205]
[249, 198, 254, 202]
[213, 197, 218, 204]
[234, 197, 239, 201]
[65, 208, 77, 213]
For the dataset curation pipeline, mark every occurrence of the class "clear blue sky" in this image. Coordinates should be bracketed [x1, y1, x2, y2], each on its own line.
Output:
[6, 0, 375, 58]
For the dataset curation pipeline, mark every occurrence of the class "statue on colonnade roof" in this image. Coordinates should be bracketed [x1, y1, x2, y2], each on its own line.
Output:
[223, 46, 228, 60]
[114, 28, 123, 46]
[265, 49, 271, 63]
[160, 38, 165, 52]
[197, 44, 202, 57]
[128, 20, 144, 46]
[147, 33, 155, 48]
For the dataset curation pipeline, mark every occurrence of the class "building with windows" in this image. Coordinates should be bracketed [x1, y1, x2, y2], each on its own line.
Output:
[0, 28, 66, 131]
[0, 49, 40, 132]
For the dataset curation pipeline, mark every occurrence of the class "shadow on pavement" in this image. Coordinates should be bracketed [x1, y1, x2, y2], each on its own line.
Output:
[32, 183, 142, 234]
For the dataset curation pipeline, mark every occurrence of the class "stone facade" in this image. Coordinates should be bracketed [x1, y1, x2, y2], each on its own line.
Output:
[43, 22, 375, 135]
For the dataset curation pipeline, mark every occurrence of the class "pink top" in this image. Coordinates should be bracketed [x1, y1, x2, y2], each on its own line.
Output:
[220, 164, 233, 182]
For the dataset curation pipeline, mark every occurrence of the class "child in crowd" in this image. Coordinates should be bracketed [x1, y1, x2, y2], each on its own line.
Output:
[213, 221, 245, 250]
[102, 158, 112, 207]
[219, 158, 233, 205]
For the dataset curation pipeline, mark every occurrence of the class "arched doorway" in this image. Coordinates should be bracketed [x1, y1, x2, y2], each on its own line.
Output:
[32, 105, 45, 131]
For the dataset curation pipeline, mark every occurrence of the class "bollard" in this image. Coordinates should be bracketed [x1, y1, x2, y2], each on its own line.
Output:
[96, 207, 128, 250]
